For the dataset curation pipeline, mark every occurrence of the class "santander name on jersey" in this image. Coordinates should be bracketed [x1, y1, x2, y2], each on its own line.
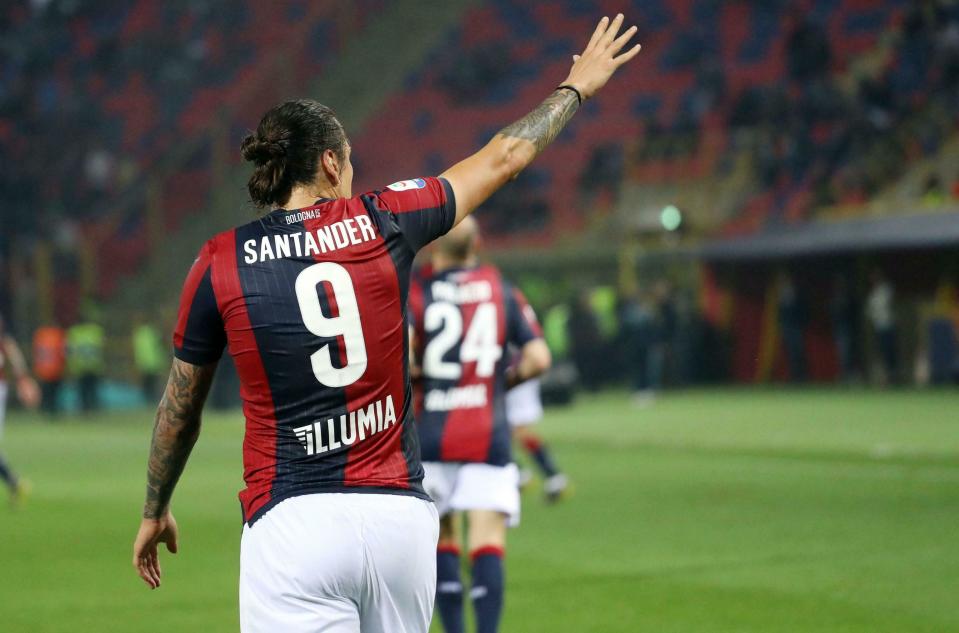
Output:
[242, 215, 378, 264]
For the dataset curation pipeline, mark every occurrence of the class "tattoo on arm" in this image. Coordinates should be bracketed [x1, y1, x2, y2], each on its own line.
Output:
[143, 359, 216, 519]
[497, 89, 580, 152]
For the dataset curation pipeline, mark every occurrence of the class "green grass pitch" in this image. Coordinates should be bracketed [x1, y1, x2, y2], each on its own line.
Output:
[1, 388, 958, 632]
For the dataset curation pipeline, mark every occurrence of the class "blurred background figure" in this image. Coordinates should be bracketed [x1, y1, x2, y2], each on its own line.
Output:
[131, 314, 165, 404]
[31, 320, 66, 417]
[67, 309, 105, 414]
[830, 274, 862, 384]
[567, 290, 604, 392]
[648, 280, 677, 392]
[617, 289, 655, 404]
[866, 270, 899, 385]
[776, 271, 808, 383]
[541, 303, 570, 369]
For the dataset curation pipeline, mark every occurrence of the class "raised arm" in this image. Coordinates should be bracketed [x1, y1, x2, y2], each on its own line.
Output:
[441, 14, 641, 224]
[132, 358, 217, 589]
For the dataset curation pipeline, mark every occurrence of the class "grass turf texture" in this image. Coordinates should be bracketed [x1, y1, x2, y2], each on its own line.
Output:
[1, 388, 957, 632]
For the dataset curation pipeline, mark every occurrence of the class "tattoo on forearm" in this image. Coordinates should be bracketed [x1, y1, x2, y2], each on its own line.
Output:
[143, 359, 216, 519]
[497, 89, 580, 152]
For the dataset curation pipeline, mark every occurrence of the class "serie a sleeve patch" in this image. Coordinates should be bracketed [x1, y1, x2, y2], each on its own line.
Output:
[386, 178, 427, 192]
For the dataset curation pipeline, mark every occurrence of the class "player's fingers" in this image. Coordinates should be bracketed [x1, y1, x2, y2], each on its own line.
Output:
[165, 534, 178, 554]
[609, 25, 638, 56]
[137, 557, 158, 588]
[145, 554, 160, 588]
[136, 540, 160, 587]
[136, 562, 149, 586]
[150, 550, 162, 583]
[583, 16, 609, 53]
[613, 43, 643, 66]
[599, 13, 624, 48]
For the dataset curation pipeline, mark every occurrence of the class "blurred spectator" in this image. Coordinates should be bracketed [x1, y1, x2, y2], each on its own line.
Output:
[866, 270, 899, 385]
[32, 321, 66, 416]
[568, 290, 603, 391]
[542, 303, 570, 361]
[482, 170, 551, 235]
[672, 288, 706, 386]
[132, 316, 165, 404]
[830, 275, 862, 383]
[921, 174, 946, 206]
[83, 148, 115, 194]
[590, 286, 621, 385]
[439, 45, 511, 104]
[617, 290, 654, 400]
[777, 272, 808, 382]
[67, 314, 105, 413]
[648, 281, 677, 392]
[578, 143, 625, 209]
[786, 14, 832, 80]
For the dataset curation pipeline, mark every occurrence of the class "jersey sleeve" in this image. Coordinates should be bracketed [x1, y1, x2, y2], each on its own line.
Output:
[505, 286, 542, 348]
[173, 242, 226, 365]
[371, 177, 456, 252]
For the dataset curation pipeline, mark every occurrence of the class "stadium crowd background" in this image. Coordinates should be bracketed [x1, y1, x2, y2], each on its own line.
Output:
[2, 0, 959, 412]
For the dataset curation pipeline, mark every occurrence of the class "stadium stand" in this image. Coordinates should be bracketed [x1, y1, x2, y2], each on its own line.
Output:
[1, 0, 388, 322]
[3, 0, 958, 383]
[353, 0, 957, 244]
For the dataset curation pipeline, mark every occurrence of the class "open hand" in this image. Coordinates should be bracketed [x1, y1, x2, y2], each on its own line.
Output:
[563, 14, 641, 100]
[132, 512, 179, 589]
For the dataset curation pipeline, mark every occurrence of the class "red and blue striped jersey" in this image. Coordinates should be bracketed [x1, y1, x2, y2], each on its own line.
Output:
[173, 177, 455, 525]
[410, 265, 539, 465]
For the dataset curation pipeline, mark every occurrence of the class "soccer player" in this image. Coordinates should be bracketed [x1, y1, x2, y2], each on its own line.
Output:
[0, 314, 41, 504]
[131, 14, 640, 633]
[409, 216, 552, 633]
[506, 335, 568, 501]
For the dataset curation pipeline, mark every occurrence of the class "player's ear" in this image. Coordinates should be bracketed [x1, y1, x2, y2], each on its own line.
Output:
[321, 149, 341, 187]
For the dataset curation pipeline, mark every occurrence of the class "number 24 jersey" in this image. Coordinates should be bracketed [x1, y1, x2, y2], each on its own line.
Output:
[409, 265, 540, 466]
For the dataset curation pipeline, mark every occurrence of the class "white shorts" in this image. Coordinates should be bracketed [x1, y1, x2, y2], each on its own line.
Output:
[506, 379, 543, 427]
[239, 493, 439, 633]
[422, 461, 521, 526]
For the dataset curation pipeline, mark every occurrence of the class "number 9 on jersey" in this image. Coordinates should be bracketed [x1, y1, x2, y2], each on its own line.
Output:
[295, 262, 369, 388]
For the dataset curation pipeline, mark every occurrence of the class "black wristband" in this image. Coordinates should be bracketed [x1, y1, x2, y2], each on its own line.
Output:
[557, 84, 583, 105]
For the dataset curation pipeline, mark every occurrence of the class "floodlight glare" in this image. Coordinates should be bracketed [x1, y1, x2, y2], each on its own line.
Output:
[661, 204, 682, 231]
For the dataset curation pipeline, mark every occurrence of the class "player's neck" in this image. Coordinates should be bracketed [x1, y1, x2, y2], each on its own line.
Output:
[284, 182, 343, 210]
[431, 254, 478, 273]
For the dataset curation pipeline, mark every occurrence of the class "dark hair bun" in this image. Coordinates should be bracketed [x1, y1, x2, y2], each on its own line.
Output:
[243, 99, 347, 208]
[241, 134, 289, 165]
